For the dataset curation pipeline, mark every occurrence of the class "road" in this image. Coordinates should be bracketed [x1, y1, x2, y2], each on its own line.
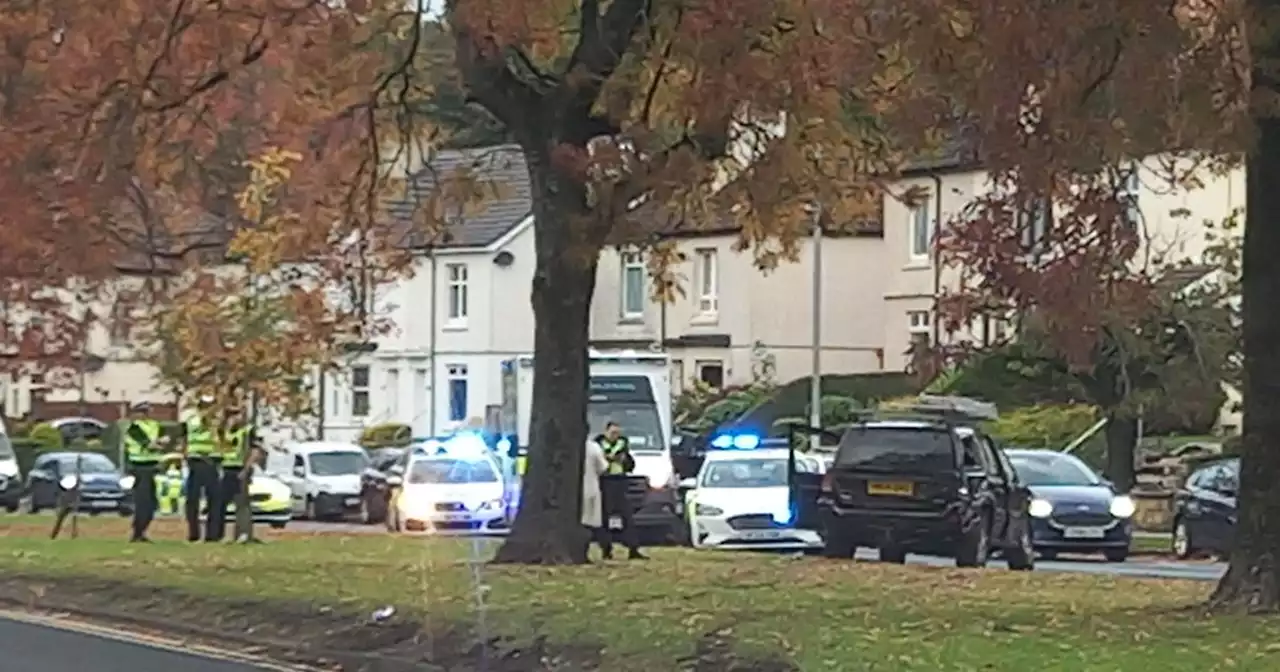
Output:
[289, 520, 1229, 581]
[0, 611, 278, 672]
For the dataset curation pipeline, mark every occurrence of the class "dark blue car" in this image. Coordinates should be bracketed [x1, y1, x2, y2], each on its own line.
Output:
[25, 451, 133, 515]
[1007, 450, 1134, 562]
[1171, 457, 1238, 559]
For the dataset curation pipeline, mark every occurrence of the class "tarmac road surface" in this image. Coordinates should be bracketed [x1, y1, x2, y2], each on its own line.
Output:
[293, 520, 1229, 581]
[0, 611, 286, 672]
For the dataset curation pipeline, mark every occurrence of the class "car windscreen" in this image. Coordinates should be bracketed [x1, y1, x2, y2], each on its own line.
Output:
[701, 458, 788, 488]
[56, 454, 116, 474]
[834, 427, 959, 472]
[408, 458, 499, 484]
[308, 451, 369, 476]
[0, 434, 12, 459]
[1010, 454, 1101, 486]
[587, 404, 665, 454]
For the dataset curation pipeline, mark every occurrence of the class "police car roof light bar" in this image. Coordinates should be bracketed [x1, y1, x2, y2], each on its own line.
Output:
[709, 433, 762, 450]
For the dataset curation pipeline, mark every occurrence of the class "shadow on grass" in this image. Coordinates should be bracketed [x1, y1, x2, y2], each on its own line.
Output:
[0, 573, 797, 671]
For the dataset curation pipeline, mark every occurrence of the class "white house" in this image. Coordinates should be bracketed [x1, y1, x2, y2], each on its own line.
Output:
[319, 145, 536, 442]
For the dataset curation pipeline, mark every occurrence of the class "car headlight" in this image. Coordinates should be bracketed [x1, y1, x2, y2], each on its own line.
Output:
[1028, 498, 1053, 518]
[479, 499, 503, 511]
[0, 462, 17, 478]
[119, 475, 136, 490]
[647, 472, 675, 490]
[59, 475, 78, 490]
[694, 503, 723, 516]
[1110, 495, 1136, 518]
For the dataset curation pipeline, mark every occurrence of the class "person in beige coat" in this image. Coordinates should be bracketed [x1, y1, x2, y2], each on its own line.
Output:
[581, 438, 609, 542]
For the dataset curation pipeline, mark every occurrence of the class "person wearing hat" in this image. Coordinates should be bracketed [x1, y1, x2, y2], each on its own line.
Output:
[123, 401, 167, 542]
[181, 394, 222, 542]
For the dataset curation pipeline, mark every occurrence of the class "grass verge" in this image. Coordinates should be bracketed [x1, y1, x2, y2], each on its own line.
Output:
[0, 519, 1274, 671]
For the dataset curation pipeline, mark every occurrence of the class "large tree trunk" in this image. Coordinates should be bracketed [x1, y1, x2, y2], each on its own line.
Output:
[1209, 41, 1280, 610]
[1103, 414, 1137, 492]
[492, 151, 599, 565]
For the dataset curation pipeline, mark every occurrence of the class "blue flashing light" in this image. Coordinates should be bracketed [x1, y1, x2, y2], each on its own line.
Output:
[709, 433, 762, 450]
[495, 437, 512, 453]
[410, 432, 491, 459]
[772, 507, 793, 525]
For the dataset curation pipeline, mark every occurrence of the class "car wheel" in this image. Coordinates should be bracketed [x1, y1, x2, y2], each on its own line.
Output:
[822, 533, 857, 559]
[270, 522, 287, 530]
[956, 513, 991, 568]
[879, 546, 908, 564]
[1006, 522, 1035, 571]
[117, 509, 131, 518]
[1173, 519, 1195, 559]
[3, 502, 16, 513]
[1103, 548, 1130, 563]
[305, 496, 317, 521]
[1039, 550, 1058, 561]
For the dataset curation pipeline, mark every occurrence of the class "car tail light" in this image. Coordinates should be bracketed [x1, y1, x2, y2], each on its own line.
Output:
[821, 472, 835, 493]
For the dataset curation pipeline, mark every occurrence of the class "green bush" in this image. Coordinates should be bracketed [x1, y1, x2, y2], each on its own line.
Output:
[27, 423, 63, 450]
[987, 404, 1099, 450]
[359, 423, 412, 449]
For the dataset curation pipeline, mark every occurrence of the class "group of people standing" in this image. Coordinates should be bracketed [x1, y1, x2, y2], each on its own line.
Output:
[121, 397, 260, 543]
[582, 421, 648, 561]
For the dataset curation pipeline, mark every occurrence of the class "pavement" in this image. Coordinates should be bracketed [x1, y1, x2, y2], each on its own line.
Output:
[0, 610, 286, 672]
[290, 520, 1228, 581]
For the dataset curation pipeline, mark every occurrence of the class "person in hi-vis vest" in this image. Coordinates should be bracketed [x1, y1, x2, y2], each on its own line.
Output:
[594, 421, 646, 560]
[181, 395, 222, 542]
[210, 407, 252, 543]
[123, 402, 167, 542]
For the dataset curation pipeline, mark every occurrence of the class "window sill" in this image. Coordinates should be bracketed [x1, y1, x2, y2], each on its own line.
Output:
[903, 259, 932, 270]
[617, 316, 646, 325]
[441, 321, 469, 332]
[689, 313, 719, 326]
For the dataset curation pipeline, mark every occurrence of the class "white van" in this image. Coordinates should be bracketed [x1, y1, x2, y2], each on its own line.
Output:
[0, 418, 18, 512]
[264, 441, 369, 521]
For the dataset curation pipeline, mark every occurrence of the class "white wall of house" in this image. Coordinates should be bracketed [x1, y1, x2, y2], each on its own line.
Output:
[593, 232, 892, 391]
[320, 218, 537, 443]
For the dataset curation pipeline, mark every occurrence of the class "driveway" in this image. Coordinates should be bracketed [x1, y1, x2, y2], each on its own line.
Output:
[0, 611, 282, 672]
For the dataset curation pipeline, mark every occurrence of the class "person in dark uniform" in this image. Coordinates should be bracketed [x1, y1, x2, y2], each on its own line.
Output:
[594, 421, 647, 560]
[123, 402, 166, 542]
[181, 395, 222, 542]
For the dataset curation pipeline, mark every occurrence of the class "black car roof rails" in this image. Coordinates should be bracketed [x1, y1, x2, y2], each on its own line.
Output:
[857, 395, 999, 428]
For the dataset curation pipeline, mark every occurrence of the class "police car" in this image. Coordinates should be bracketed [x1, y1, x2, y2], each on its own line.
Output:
[388, 433, 511, 535]
[682, 434, 827, 551]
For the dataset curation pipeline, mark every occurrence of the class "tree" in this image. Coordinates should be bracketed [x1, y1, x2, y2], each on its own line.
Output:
[445, 0, 961, 565]
[0, 0, 433, 377]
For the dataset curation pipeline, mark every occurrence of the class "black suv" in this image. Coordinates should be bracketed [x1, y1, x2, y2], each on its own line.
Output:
[818, 418, 1034, 569]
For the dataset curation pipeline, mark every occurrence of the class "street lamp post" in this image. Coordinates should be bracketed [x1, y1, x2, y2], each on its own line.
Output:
[809, 204, 823, 451]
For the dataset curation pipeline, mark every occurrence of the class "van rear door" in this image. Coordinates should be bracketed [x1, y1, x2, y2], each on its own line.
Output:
[829, 426, 963, 514]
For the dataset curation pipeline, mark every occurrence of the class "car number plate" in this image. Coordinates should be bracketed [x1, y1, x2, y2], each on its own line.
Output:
[344, 497, 360, 506]
[739, 530, 784, 540]
[866, 481, 914, 496]
[440, 513, 469, 521]
[608, 516, 623, 530]
[88, 500, 114, 508]
[1063, 526, 1106, 539]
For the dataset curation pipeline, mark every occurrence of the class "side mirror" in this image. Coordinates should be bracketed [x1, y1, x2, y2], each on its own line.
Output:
[678, 477, 697, 490]
[386, 475, 403, 488]
[292, 466, 305, 478]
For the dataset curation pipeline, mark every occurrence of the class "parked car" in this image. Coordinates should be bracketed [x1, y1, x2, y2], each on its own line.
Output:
[26, 451, 133, 515]
[264, 441, 369, 520]
[1007, 449, 1135, 561]
[819, 413, 1035, 569]
[359, 447, 407, 524]
[682, 446, 826, 551]
[0, 418, 19, 512]
[1171, 457, 1238, 559]
[47, 416, 109, 444]
[387, 438, 509, 535]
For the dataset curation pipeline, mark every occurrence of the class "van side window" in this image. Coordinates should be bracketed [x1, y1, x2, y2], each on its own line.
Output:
[293, 455, 305, 470]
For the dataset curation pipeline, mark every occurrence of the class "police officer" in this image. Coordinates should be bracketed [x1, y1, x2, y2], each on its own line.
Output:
[594, 421, 646, 560]
[209, 409, 251, 543]
[123, 402, 165, 542]
[182, 395, 222, 542]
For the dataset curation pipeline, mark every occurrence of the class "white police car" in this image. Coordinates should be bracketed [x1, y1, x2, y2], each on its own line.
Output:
[390, 433, 511, 535]
[683, 436, 826, 551]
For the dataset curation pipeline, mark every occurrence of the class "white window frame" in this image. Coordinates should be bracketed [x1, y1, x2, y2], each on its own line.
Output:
[909, 194, 934, 260]
[447, 363, 469, 423]
[385, 368, 400, 419]
[907, 310, 931, 335]
[446, 263, 469, 326]
[695, 360, 725, 388]
[350, 365, 371, 418]
[1019, 197, 1050, 251]
[694, 248, 719, 317]
[620, 253, 646, 320]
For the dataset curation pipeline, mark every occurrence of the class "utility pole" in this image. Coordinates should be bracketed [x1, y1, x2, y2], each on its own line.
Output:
[809, 203, 823, 451]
